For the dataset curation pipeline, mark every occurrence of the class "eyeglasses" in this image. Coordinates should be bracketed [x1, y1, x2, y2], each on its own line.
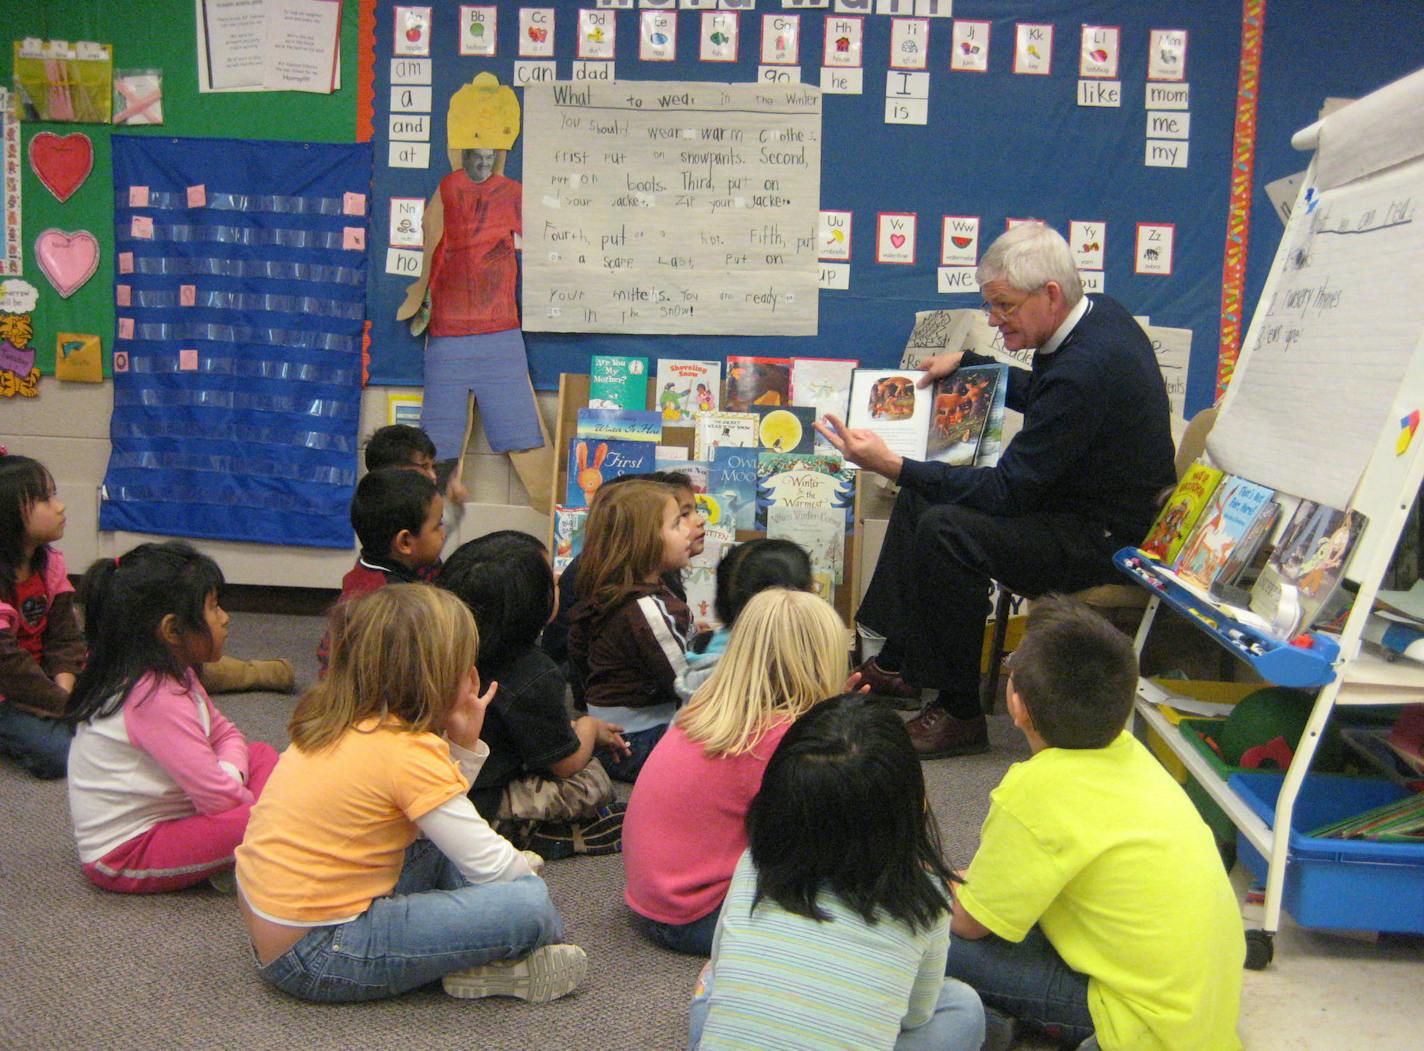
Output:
[980, 287, 1043, 322]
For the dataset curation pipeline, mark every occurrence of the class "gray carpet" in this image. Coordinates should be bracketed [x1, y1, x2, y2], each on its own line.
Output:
[2, 610, 1032, 1051]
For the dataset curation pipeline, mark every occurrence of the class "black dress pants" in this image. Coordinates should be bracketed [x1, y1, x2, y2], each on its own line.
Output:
[857, 487, 1123, 705]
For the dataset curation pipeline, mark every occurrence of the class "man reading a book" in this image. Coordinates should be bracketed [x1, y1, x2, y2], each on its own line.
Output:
[816, 223, 1175, 759]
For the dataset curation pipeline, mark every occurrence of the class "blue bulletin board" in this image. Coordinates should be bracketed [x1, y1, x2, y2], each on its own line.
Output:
[363, 0, 1424, 423]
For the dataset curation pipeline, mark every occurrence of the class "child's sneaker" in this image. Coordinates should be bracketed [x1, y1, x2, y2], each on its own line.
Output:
[526, 802, 626, 860]
[442, 943, 587, 1002]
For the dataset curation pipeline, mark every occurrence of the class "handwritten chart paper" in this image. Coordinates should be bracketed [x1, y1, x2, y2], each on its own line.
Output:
[522, 81, 821, 335]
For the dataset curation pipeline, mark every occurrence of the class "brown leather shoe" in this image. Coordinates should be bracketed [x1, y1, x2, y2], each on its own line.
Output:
[852, 656, 921, 710]
[906, 705, 989, 759]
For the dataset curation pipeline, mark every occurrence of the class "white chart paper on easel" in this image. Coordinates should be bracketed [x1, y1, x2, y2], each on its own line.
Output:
[1209, 70, 1424, 508]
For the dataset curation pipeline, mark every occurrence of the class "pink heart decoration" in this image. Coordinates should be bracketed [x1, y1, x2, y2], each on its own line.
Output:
[29, 132, 94, 203]
[34, 229, 100, 299]
[890, 233, 907, 249]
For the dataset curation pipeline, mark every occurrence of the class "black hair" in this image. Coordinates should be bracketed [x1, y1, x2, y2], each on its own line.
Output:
[746, 693, 958, 932]
[1008, 594, 1138, 749]
[67, 541, 225, 724]
[350, 468, 439, 558]
[715, 538, 813, 626]
[0, 453, 55, 603]
[439, 531, 554, 675]
[365, 424, 437, 471]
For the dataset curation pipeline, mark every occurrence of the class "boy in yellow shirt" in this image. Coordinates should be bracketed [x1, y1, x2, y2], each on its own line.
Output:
[949, 596, 1244, 1051]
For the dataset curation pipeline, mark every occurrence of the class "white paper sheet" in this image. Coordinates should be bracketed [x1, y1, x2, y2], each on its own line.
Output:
[262, 0, 340, 93]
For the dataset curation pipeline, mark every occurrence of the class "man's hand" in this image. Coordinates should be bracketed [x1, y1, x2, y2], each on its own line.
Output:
[814, 415, 905, 480]
[914, 350, 965, 388]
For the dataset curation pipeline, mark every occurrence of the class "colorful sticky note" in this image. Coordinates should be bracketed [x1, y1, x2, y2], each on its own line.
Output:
[186, 184, 206, 208]
[118, 251, 134, 274]
[115, 284, 131, 306]
[128, 185, 149, 207]
[179, 349, 199, 371]
[343, 226, 366, 251]
[180, 284, 196, 306]
[117, 317, 134, 339]
[130, 215, 154, 239]
[343, 191, 367, 215]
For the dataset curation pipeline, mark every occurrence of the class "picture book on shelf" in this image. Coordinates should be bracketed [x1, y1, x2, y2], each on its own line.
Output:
[1171, 475, 1276, 591]
[564, 438, 656, 508]
[576, 408, 663, 443]
[766, 503, 845, 585]
[652, 454, 710, 497]
[684, 541, 725, 635]
[754, 405, 816, 455]
[706, 446, 758, 541]
[693, 411, 759, 460]
[1208, 497, 1281, 603]
[1141, 463, 1226, 563]
[845, 364, 1006, 467]
[790, 357, 857, 452]
[755, 451, 854, 532]
[655, 359, 720, 423]
[1250, 500, 1366, 633]
[552, 506, 589, 574]
[588, 355, 649, 410]
[725, 356, 792, 411]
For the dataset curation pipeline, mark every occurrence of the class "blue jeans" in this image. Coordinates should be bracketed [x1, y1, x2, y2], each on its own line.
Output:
[599, 723, 667, 783]
[689, 964, 985, 1051]
[0, 703, 72, 779]
[946, 927, 1095, 1047]
[256, 839, 565, 1003]
[645, 903, 721, 956]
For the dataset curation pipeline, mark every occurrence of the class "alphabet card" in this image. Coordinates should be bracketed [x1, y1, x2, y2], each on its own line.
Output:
[877, 213, 916, 265]
[641, 10, 677, 61]
[393, 7, 431, 57]
[388, 197, 424, 249]
[941, 216, 980, 266]
[951, 21, 989, 72]
[700, 12, 739, 62]
[1079, 25, 1119, 78]
[578, 9, 616, 59]
[823, 16, 863, 68]
[1135, 223, 1175, 275]
[1014, 24, 1052, 75]
[459, 6, 497, 57]
[519, 8, 555, 58]
[1069, 221, 1105, 271]
[762, 14, 800, 64]
[1148, 29, 1188, 81]
[819, 210, 852, 261]
[890, 18, 929, 71]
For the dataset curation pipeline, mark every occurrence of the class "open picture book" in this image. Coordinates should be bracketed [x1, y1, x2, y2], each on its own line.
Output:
[845, 364, 1008, 468]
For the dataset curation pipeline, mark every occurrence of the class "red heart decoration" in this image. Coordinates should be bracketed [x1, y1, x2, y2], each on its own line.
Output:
[29, 132, 94, 203]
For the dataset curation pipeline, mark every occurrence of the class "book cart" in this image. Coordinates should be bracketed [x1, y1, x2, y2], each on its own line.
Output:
[548, 372, 864, 629]
[1118, 71, 1424, 969]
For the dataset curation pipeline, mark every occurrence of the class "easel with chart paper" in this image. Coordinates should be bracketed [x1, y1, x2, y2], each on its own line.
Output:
[1124, 69, 1424, 966]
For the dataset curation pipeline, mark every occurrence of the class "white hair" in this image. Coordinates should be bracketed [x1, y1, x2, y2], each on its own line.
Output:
[976, 223, 1083, 306]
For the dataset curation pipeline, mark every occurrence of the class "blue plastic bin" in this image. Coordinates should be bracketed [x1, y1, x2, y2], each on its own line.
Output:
[1230, 772, 1424, 933]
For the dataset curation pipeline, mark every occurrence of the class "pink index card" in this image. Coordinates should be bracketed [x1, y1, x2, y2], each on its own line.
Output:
[343, 192, 367, 215]
[128, 185, 149, 207]
[342, 226, 365, 251]
[187, 184, 207, 208]
[112, 350, 130, 373]
[118, 317, 134, 339]
[115, 284, 131, 306]
[179, 349, 199, 371]
[118, 251, 134, 274]
[180, 284, 196, 306]
[131, 215, 154, 239]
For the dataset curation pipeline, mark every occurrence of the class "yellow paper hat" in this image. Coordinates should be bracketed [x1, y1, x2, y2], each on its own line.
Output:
[447, 72, 520, 151]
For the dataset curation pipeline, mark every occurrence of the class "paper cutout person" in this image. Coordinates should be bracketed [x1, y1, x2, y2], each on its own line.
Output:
[396, 73, 554, 514]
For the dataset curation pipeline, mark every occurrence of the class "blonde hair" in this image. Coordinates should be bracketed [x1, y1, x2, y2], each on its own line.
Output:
[676, 589, 847, 757]
[289, 584, 478, 752]
[576, 480, 678, 610]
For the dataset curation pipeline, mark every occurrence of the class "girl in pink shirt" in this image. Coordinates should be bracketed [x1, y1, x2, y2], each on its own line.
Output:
[66, 541, 279, 893]
[623, 587, 849, 955]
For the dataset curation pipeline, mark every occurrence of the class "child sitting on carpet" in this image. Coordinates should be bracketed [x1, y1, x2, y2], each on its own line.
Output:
[235, 584, 585, 1004]
[66, 541, 280, 893]
[440, 530, 629, 859]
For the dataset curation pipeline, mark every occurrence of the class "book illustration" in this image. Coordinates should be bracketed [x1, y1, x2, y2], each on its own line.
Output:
[755, 405, 816, 455]
[789, 357, 857, 417]
[766, 503, 846, 584]
[655, 359, 721, 423]
[866, 373, 918, 420]
[974, 364, 1009, 468]
[564, 438, 656, 508]
[552, 506, 589, 574]
[576, 408, 664, 443]
[1172, 475, 1276, 591]
[725, 355, 791, 412]
[652, 456, 710, 496]
[706, 446, 758, 540]
[1250, 500, 1365, 632]
[755, 451, 855, 532]
[684, 540, 725, 635]
[925, 364, 1001, 467]
[1140, 463, 1226, 563]
[693, 411, 759, 460]
[589, 354, 649, 410]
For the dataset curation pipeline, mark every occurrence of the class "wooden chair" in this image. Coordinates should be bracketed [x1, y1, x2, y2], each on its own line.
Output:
[980, 407, 1218, 713]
